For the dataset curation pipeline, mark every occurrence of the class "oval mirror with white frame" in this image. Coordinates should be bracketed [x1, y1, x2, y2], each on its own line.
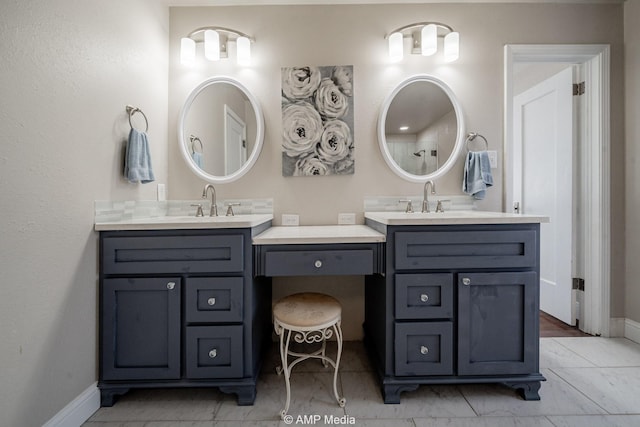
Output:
[378, 75, 465, 182]
[178, 76, 265, 184]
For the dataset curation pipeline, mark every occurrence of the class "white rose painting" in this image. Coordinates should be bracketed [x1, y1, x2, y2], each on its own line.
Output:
[281, 65, 354, 176]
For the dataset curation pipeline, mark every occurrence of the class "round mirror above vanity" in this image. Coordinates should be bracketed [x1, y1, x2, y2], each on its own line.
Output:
[377, 75, 465, 182]
[178, 76, 265, 184]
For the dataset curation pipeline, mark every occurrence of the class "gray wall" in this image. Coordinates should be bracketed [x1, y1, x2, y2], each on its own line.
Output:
[0, 1, 168, 425]
[168, 2, 626, 338]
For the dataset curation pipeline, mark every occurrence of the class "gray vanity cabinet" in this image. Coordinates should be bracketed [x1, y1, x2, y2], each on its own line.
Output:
[98, 225, 271, 407]
[364, 222, 545, 403]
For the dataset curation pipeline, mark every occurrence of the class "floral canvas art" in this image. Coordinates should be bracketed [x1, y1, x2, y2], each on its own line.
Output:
[281, 66, 354, 176]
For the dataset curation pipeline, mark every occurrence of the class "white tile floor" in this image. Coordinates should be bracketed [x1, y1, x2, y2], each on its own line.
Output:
[84, 337, 640, 427]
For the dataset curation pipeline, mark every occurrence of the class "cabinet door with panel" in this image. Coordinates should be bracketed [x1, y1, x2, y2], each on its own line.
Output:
[101, 277, 181, 381]
[457, 271, 539, 376]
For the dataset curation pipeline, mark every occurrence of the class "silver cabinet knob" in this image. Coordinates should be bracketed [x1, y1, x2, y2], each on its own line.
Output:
[166, 282, 175, 290]
[208, 349, 217, 358]
[314, 260, 323, 268]
[462, 278, 471, 286]
[420, 346, 429, 355]
[420, 293, 429, 302]
[207, 297, 216, 306]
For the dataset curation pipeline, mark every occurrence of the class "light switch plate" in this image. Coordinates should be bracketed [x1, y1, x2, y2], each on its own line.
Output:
[487, 151, 498, 169]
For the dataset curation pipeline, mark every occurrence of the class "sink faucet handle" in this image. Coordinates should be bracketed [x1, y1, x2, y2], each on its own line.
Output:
[435, 199, 450, 213]
[190, 203, 204, 217]
[399, 199, 414, 213]
[225, 202, 240, 217]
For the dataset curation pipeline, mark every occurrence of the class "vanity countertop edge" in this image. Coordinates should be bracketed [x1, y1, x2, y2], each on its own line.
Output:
[94, 214, 274, 231]
[252, 225, 386, 245]
[364, 211, 549, 226]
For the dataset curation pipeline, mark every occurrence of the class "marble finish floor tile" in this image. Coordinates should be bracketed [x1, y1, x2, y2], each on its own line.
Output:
[459, 369, 607, 417]
[414, 416, 556, 427]
[215, 372, 345, 422]
[341, 371, 476, 419]
[551, 366, 640, 414]
[539, 338, 596, 369]
[546, 415, 640, 427]
[551, 338, 640, 367]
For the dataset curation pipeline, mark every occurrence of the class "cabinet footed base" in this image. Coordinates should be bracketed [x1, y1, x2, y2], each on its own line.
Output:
[382, 384, 419, 404]
[503, 380, 542, 401]
[99, 383, 257, 407]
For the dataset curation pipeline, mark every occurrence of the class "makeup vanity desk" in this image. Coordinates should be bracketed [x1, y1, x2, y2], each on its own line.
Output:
[96, 213, 547, 406]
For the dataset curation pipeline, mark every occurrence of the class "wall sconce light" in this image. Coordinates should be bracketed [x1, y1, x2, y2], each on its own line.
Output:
[386, 22, 459, 63]
[180, 26, 254, 66]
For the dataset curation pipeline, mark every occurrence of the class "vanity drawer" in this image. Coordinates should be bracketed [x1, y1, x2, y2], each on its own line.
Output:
[395, 274, 453, 319]
[185, 277, 243, 324]
[395, 322, 453, 376]
[263, 249, 374, 276]
[394, 229, 537, 270]
[185, 325, 243, 379]
[102, 234, 244, 275]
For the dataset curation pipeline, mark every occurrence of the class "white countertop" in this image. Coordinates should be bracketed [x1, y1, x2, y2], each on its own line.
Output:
[252, 225, 386, 245]
[364, 211, 549, 226]
[94, 214, 273, 231]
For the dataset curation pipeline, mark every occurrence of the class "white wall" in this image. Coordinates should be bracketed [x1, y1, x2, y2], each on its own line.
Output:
[625, 0, 640, 324]
[168, 2, 625, 338]
[0, 1, 168, 425]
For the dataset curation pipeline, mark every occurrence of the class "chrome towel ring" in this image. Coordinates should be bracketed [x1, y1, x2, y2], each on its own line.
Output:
[126, 105, 149, 133]
[189, 135, 203, 154]
[465, 132, 488, 152]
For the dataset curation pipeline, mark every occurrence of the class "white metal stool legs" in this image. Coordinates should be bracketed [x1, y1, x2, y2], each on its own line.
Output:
[274, 319, 346, 419]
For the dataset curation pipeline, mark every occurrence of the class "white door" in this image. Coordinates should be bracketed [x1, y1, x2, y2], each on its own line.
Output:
[224, 105, 247, 175]
[512, 67, 574, 325]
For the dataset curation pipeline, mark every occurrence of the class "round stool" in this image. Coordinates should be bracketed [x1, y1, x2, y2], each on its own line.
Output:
[273, 292, 346, 419]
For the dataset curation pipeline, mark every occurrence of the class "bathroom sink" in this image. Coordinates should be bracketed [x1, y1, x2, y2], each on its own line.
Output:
[364, 211, 548, 225]
[94, 213, 273, 231]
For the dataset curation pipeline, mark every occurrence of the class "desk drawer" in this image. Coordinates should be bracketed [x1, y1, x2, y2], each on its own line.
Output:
[395, 229, 537, 270]
[185, 277, 243, 324]
[395, 322, 453, 376]
[395, 274, 453, 319]
[102, 234, 244, 275]
[185, 325, 243, 379]
[264, 249, 374, 276]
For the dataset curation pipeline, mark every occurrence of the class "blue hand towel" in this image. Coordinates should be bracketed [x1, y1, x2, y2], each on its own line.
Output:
[124, 128, 155, 183]
[463, 151, 493, 200]
[192, 151, 204, 169]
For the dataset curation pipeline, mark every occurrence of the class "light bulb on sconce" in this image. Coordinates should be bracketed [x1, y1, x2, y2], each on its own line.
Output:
[386, 21, 459, 63]
[180, 26, 254, 66]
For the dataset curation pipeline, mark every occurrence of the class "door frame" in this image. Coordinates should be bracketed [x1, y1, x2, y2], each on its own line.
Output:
[504, 44, 611, 337]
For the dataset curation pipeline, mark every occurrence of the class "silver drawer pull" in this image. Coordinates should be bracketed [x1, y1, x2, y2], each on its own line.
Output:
[207, 297, 216, 306]
[420, 346, 429, 355]
[462, 278, 471, 286]
[420, 293, 429, 303]
[166, 282, 175, 290]
[314, 260, 323, 268]
[209, 349, 217, 358]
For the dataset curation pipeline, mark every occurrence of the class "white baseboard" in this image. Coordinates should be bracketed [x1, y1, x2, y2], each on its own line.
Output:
[43, 382, 100, 427]
[609, 317, 626, 337]
[625, 318, 640, 345]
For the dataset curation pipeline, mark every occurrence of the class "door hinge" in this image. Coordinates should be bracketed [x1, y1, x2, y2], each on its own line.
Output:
[572, 277, 585, 291]
[573, 82, 585, 96]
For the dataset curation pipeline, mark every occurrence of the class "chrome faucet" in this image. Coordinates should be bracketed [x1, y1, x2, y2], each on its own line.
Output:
[202, 184, 218, 217]
[422, 180, 436, 213]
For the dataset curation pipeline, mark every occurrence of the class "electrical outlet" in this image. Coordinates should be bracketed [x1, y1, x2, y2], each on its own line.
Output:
[338, 213, 356, 225]
[281, 214, 299, 226]
[487, 150, 498, 169]
[157, 184, 166, 201]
